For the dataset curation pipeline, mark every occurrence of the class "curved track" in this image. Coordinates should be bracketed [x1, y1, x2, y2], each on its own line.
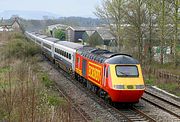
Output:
[118, 107, 156, 122]
[54, 84, 92, 122]
[142, 90, 180, 119]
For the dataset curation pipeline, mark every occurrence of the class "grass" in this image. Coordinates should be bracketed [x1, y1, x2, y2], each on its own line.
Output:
[0, 32, 71, 121]
[40, 73, 54, 88]
[3, 35, 40, 59]
[0, 66, 11, 73]
[144, 77, 180, 97]
[158, 82, 180, 96]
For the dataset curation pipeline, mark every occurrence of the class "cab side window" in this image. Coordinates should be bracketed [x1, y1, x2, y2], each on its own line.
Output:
[106, 66, 110, 78]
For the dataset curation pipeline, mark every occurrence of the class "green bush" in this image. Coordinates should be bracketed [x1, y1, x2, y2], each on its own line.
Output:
[0, 66, 11, 74]
[47, 95, 66, 106]
[4, 35, 40, 59]
[41, 73, 54, 88]
[145, 78, 154, 85]
[54, 29, 66, 40]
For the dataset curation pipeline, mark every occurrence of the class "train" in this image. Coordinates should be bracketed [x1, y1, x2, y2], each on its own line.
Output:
[25, 31, 145, 103]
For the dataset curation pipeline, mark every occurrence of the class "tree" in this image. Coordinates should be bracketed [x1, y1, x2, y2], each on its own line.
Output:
[95, 0, 179, 65]
[88, 32, 103, 47]
[151, 0, 172, 64]
[124, 0, 147, 63]
[145, 0, 153, 64]
[95, 0, 127, 52]
[54, 29, 66, 40]
[168, 0, 180, 67]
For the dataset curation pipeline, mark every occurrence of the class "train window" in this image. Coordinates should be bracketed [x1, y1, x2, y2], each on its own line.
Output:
[116, 65, 139, 77]
[104, 66, 106, 77]
[106, 66, 110, 78]
[61, 50, 63, 55]
[62, 51, 64, 56]
[60, 50, 62, 55]
[69, 54, 71, 60]
[66, 53, 69, 58]
[43, 43, 51, 49]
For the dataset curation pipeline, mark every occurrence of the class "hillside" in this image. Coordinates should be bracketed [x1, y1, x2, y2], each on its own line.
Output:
[0, 10, 60, 20]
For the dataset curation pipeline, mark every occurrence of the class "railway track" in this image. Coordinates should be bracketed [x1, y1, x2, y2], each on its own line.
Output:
[117, 107, 156, 122]
[54, 84, 92, 122]
[42, 57, 92, 122]
[43, 56, 156, 122]
[142, 90, 180, 119]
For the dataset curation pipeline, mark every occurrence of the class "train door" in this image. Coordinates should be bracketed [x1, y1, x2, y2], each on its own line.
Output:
[103, 65, 109, 88]
[72, 52, 76, 71]
[103, 65, 107, 87]
[51, 43, 54, 58]
[82, 59, 87, 77]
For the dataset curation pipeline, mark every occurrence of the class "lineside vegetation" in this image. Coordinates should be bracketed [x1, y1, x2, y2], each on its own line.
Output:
[0, 32, 72, 121]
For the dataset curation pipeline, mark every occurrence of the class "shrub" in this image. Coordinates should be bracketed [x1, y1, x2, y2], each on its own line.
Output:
[54, 29, 66, 40]
[41, 73, 54, 88]
[3, 34, 40, 59]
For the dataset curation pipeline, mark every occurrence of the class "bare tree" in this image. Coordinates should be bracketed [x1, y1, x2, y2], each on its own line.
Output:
[95, 0, 179, 65]
[95, 0, 127, 52]
[168, 0, 180, 67]
[124, 0, 147, 63]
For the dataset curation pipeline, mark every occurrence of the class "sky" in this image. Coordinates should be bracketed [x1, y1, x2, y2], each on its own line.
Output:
[0, 0, 102, 18]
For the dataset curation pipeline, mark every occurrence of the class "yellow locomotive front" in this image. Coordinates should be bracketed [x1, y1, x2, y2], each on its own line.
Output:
[104, 55, 145, 103]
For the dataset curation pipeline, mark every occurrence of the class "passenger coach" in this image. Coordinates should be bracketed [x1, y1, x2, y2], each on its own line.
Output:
[54, 41, 83, 72]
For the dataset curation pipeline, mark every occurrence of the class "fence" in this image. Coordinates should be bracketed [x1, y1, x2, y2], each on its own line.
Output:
[143, 66, 180, 83]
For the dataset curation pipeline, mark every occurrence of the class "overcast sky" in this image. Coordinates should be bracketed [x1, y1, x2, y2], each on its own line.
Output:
[0, 0, 102, 17]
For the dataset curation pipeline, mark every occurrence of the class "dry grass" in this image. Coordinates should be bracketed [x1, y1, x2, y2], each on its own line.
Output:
[0, 32, 73, 121]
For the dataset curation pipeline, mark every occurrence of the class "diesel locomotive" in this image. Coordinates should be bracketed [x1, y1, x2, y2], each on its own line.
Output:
[25, 31, 145, 103]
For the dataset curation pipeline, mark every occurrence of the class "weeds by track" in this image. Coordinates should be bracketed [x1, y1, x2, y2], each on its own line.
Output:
[54, 85, 92, 122]
[43, 57, 92, 122]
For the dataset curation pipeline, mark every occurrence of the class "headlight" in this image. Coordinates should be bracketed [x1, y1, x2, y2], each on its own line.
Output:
[113, 85, 124, 89]
[136, 85, 145, 89]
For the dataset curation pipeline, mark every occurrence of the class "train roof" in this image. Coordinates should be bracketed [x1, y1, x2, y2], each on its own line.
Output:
[37, 34, 47, 39]
[56, 41, 84, 50]
[77, 46, 139, 64]
[44, 37, 60, 43]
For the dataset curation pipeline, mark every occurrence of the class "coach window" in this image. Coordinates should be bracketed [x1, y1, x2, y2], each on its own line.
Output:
[61, 50, 63, 55]
[66, 52, 68, 58]
[69, 54, 71, 60]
